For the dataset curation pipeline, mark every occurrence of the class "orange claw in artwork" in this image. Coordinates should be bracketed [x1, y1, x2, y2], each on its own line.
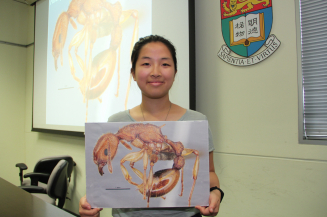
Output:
[93, 123, 200, 207]
[52, 0, 139, 121]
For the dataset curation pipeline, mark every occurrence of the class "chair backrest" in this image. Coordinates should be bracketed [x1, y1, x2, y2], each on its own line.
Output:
[34, 156, 75, 184]
[47, 159, 68, 208]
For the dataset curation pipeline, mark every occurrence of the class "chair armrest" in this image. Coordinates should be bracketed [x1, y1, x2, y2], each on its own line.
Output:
[20, 186, 47, 194]
[24, 172, 50, 179]
[24, 172, 50, 186]
[16, 163, 28, 185]
[16, 163, 28, 170]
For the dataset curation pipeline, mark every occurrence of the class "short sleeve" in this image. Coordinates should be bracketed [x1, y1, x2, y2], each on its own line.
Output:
[107, 110, 135, 122]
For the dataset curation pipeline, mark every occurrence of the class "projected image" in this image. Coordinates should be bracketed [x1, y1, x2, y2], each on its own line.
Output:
[46, 0, 152, 126]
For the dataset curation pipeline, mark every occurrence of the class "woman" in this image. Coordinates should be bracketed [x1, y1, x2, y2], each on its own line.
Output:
[79, 35, 223, 217]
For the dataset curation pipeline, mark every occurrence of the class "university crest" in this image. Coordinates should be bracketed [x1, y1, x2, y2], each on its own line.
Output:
[217, 0, 281, 66]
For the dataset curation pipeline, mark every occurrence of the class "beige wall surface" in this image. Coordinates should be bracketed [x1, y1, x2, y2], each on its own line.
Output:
[0, 0, 27, 185]
[0, 0, 29, 44]
[1, 0, 327, 216]
[195, 0, 327, 216]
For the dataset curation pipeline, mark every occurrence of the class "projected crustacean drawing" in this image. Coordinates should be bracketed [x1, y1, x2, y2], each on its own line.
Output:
[52, 0, 139, 121]
[93, 123, 200, 207]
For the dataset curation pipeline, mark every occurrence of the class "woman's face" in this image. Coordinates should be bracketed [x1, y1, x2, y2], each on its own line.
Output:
[132, 42, 176, 100]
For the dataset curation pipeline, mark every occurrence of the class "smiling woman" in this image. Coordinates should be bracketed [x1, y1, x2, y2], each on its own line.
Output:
[79, 35, 223, 217]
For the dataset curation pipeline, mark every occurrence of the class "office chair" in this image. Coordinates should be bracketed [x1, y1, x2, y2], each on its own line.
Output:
[15, 155, 76, 188]
[20, 160, 80, 216]
[20, 159, 68, 208]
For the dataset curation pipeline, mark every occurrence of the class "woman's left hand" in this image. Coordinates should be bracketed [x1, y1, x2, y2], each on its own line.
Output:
[195, 189, 221, 216]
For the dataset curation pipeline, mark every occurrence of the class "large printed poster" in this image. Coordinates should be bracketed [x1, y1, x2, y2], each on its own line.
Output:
[85, 121, 210, 208]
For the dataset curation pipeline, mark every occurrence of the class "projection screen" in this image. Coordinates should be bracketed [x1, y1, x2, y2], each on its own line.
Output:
[33, 0, 195, 136]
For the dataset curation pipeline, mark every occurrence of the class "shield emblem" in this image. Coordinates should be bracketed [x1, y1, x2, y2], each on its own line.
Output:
[220, 0, 273, 57]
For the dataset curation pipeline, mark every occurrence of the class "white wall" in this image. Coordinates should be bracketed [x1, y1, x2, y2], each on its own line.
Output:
[195, 1, 327, 216]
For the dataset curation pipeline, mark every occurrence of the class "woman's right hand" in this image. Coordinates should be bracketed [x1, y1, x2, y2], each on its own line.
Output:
[79, 195, 103, 217]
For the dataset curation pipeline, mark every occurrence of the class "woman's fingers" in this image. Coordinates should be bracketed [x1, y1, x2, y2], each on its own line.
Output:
[79, 195, 103, 217]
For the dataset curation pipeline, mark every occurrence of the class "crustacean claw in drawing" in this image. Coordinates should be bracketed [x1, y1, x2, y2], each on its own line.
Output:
[93, 123, 200, 207]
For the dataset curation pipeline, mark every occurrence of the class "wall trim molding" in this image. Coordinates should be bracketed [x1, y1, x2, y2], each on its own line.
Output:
[0, 40, 34, 48]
